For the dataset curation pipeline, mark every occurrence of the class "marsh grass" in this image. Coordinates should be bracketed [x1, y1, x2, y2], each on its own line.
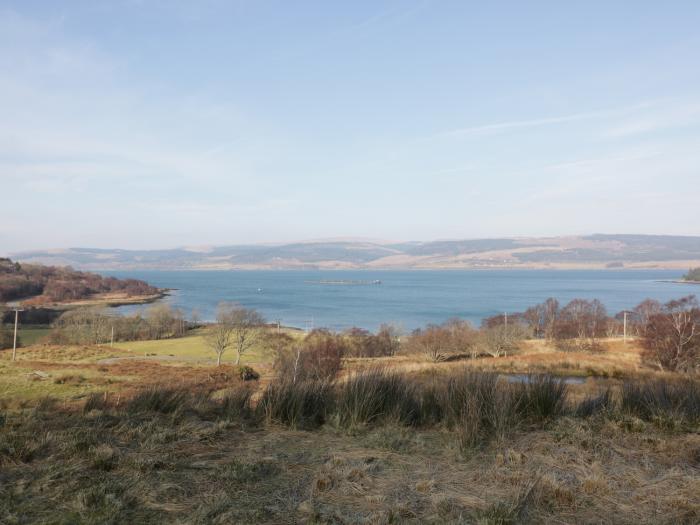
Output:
[1, 372, 699, 523]
[257, 379, 332, 429]
[124, 387, 194, 415]
[518, 374, 568, 421]
[575, 388, 615, 418]
[220, 386, 256, 421]
[621, 378, 700, 426]
[334, 367, 420, 428]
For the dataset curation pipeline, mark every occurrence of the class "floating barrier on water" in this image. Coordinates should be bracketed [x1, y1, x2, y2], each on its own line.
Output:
[305, 279, 382, 285]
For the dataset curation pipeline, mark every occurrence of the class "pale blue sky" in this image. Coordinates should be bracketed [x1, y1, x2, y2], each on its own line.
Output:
[1, 1, 699, 252]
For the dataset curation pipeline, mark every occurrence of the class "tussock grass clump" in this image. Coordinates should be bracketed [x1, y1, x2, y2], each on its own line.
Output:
[53, 374, 86, 385]
[441, 371, 522, 450]
[335, 367, 420, 428]
[440, 371, 506, 426]
[258, 379, 332, 429]
[575, 388, 615, 418]
[89, 443, 118, 471]
[125, 387, 192, 414]
[0, 431, 49, 465]
[83, 392, 111, 413]
[518, 374, 568, 421]
[621, 378, 700, 425]
[220, 387, 256, 421]
[420, 371, 568, 450]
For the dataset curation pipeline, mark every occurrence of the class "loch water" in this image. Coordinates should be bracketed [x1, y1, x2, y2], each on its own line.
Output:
[105, 269, 695, 331]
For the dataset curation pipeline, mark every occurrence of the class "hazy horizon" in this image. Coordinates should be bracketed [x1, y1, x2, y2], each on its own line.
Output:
[2, 2, 699, 252]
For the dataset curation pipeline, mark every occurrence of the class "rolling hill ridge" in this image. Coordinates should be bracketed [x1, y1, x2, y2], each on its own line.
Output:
[9, 235, 700, 271]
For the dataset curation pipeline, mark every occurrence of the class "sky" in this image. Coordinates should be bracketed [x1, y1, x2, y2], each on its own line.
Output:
[1, 1, 699, 253]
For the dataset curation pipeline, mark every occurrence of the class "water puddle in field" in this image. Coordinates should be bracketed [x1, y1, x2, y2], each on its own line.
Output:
[500, 374, 588, 385]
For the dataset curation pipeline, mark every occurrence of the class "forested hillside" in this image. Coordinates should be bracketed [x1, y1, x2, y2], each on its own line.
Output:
[0, 258, 158, 305]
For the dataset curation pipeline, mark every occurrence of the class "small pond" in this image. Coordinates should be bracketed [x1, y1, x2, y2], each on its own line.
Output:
[500, 374, 588, 385]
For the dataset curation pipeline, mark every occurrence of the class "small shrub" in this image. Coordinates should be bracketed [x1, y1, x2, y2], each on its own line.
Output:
[236, 365, 259, 381]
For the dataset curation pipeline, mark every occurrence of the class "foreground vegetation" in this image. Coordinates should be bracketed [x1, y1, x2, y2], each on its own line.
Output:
[1, 368, 698, 524]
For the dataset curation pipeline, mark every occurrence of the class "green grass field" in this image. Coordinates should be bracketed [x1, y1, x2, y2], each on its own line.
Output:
[112, 329, 277, 365]
[18, 326, 51, 346]
[0, 360, 130, 401]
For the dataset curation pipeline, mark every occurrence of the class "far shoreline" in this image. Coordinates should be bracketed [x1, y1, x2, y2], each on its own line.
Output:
[97, 265, 691, 273]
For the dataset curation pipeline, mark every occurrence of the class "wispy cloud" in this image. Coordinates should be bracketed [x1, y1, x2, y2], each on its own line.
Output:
[345, 0, 431, 32]
[601, 101, 700, 139]
[436, 103, 652, 139]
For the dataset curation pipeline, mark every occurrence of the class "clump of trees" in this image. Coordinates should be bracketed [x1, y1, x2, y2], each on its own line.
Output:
[520, 298, 609, 350]
[683, 267, 700, 282]
[50, 304, 188, 345]
[640, 295, 699, 372]
[342, 325, 401, 358]
[274, 329, 347, 382]
[205, 303, 265, 366]
[404, 319, 480, 362]
[0, 258, 158, 304]
[271, 324, 401, 382]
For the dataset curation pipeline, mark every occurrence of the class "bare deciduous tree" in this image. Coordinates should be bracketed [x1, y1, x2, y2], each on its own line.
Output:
[206, 303, 265, 366]
[53, 307, 111, 345]
[406, 325, 451, 362]
[642, 295, 700, 371]
[273, 330, 345, 382]
[632, 299, 662, 336]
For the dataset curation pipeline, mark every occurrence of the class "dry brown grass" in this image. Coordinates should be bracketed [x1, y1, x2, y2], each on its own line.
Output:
[2, 338, 698, 522]
[345, 338, 655, 379]
[1, 402, 697, 524]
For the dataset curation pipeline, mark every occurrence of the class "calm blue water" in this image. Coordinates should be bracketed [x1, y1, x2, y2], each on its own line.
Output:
[104, 269, 696, 332]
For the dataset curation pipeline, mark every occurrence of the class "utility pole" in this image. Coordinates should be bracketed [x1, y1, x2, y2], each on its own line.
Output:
[623, 311, 628, 343]
[504, 312, 508, 329]
[12, 308, 23, 362]
[276, 319, 281, 334]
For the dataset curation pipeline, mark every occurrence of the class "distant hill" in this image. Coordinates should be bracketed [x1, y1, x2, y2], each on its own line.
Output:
[10, 235, 700, 271]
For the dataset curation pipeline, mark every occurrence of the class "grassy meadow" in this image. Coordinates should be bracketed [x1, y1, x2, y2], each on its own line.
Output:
[1, 331, 699, 524]
[111, 328, 281, 365]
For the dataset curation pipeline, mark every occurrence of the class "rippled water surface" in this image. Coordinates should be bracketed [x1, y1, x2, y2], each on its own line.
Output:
[105, 269, 694, 331]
